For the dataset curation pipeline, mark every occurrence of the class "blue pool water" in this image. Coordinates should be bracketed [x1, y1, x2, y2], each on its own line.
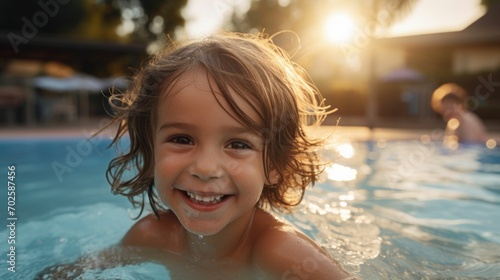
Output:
[1, 132, 499, 279]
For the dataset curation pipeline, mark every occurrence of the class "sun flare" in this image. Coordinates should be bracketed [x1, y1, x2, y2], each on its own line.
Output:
[324, 13, 356, 44]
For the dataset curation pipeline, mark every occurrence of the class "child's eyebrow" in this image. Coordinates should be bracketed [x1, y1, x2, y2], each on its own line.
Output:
[157, 122, 194, 132]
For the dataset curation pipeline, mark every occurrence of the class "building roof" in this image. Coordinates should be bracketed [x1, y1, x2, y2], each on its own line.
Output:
[462, 2, 500, 33]
[378, 2, 500, 48]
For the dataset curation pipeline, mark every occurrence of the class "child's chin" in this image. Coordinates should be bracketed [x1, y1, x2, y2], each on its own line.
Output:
[182, 220, 223, 237]
[186, 227, 220, 237]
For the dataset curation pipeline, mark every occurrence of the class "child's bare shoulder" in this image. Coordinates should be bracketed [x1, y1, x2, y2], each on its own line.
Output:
[121, 211, 181, 248]
[251, 209, 351, 279]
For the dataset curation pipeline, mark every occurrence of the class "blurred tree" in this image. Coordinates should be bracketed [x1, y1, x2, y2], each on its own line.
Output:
[0, 1, 86, 35]
[230, 0, 417, 126]
[75, 0, 187, 42]
[231, 0, 416, 42]
[0, 0, 187, 42]
[229, 0, 417, 75]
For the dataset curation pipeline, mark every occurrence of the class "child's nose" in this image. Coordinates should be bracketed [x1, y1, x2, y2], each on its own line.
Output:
[189, 146, 224, 180]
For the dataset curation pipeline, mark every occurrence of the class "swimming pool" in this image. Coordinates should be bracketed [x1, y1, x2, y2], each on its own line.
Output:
[1, 130, 499, 279]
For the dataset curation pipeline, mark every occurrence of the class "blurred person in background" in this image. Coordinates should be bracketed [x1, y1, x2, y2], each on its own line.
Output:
[431, 83, 487, 144]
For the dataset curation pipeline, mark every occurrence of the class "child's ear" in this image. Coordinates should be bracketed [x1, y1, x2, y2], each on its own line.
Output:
[266, 168, 280, 185]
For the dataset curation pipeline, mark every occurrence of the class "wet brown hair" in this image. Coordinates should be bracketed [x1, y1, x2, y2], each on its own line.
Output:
[431, 83, 467, 113]
[105, 31, 332, 217]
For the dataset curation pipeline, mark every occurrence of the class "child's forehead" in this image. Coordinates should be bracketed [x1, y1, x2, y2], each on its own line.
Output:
[159, 67, 263, 126]
[161, 67, 231, 103]
[163, 67, 213, 96]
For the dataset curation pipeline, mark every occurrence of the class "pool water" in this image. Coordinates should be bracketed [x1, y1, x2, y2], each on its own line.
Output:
[1, 132, 499, 279]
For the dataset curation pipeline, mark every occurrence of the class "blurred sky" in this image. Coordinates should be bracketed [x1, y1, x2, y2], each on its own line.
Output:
[182, 0, 486, 39]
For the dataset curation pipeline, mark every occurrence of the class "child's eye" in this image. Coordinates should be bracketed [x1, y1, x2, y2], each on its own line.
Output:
[226, 141, 252, 150]
[169, 136, 193, 145]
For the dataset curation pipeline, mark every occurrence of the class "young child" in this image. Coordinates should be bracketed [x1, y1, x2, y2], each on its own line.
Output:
[37, 32, 352, 279]
[431, 83, 487, 144]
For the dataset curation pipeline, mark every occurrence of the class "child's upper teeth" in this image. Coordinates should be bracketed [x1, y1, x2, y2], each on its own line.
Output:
[187, 191, 224, 202]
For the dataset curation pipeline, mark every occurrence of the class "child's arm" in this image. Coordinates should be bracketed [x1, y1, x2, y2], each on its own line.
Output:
[459, 112, 488, 143]
[252, 226, 354, 280]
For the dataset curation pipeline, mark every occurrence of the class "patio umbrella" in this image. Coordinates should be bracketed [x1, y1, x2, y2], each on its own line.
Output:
[381, 67, 425, 83]
[33, 75, 106, 92]
[33, 75, 129, 122]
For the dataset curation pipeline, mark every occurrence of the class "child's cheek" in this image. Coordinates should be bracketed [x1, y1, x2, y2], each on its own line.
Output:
[226, 160, 242, 176]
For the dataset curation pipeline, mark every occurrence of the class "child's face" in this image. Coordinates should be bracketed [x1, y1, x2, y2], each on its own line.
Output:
[441, 99, 464, 121]
[153, 67, 277, 236]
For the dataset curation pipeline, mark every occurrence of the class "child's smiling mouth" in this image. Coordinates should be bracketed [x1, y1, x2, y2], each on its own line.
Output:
[186, 191, 226, 204]
[176, 188, 233, 209]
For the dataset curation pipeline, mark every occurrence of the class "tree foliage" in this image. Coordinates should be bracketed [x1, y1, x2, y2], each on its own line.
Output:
[0, 1, 86, 35]
[0, 0, 187, 42]
[231, 0, 417, 41]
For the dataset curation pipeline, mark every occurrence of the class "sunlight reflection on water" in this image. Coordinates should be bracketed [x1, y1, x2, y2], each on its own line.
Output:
[283, 138, 500, 279]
